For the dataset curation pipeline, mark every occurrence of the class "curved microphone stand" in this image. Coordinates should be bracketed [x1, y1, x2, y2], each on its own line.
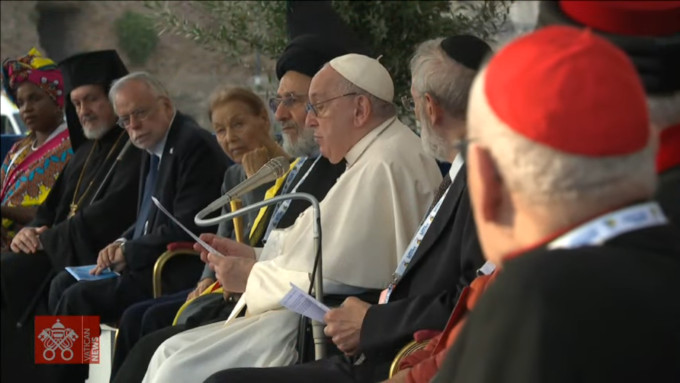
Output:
[194, 192, 326, 360]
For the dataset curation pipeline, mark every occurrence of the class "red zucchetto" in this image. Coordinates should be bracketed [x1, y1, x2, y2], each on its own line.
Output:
[484, 25, 649, 157]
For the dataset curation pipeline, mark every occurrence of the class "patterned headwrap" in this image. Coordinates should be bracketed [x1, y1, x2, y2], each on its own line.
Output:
[2, 47, 65, 109]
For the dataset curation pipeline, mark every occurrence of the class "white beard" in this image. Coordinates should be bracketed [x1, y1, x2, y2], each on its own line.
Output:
[82, 123, 113, 140]
[419, 118, 454, 162]
[282, 126, 319, 157]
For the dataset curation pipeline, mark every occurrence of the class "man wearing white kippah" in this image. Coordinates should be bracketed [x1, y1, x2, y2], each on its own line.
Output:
[140, 54, 442, 382]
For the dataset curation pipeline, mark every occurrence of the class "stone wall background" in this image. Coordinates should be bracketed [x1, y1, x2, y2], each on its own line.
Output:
[1, 0, 277, 131]
[2, 1, 538, 131]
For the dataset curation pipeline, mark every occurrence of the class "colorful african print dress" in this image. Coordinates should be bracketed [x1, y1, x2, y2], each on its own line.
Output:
[0, 123, 72, 247]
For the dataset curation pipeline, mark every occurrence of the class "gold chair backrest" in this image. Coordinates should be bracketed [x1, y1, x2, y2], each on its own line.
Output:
[389, 339, 430, 377]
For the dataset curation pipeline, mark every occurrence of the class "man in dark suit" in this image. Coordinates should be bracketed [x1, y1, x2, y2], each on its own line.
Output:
[203, 35, 489, 383]
[45, 71, 228, 383]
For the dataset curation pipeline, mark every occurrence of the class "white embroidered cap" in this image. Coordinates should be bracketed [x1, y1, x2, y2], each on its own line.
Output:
[329, 53, 394, 103]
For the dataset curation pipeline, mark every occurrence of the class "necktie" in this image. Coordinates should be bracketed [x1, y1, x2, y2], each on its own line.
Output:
[133, 154, 159, 238]
[428, 173, 452, 213]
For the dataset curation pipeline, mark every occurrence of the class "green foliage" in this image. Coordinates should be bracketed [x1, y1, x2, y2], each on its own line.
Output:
[143, 0, 511, 119]
[330, 1, 510, 113]
[115, 10, 159, 66]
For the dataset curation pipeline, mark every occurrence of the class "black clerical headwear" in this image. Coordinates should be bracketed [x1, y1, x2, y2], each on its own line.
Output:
[440, 35, 492, 71]
[276, 34, 351, 80]
[58, 50, 129, 149]
[276, 1, 373, 80]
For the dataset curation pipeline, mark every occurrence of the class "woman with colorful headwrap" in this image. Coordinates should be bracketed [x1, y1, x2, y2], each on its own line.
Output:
[0, 48, 73, 251]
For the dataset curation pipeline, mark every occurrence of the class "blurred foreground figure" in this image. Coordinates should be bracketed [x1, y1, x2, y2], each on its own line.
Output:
[432, 25, 680, 383]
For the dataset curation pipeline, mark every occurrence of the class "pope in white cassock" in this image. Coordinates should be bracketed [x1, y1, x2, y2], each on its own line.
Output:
[142, 54, 442, 383]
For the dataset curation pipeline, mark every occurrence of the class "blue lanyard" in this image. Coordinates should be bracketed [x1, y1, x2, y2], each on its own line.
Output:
[548, 201, 668, 250]
[262, 155, 322, 243]
[384, 187, 450, 303]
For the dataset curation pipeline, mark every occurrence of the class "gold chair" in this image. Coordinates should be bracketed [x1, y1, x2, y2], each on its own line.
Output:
[389, 339, 430, 378]
[152, 243, 201, 298]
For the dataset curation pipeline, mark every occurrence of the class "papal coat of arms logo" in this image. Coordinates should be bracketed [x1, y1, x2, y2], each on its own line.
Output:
[37, 319, 79, 361]
[35, 315, 100, 364]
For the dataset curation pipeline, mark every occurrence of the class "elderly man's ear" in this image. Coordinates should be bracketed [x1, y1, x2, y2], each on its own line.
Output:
[352, 95, 371, 126]
[469, 144, 503, 222]
[422, 93, 443, 127]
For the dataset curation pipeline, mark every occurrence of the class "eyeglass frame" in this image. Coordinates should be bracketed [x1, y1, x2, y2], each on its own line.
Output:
[268, 92, 307, 113]
[305, 92, 358, 117]
[117, 97, 163, 128]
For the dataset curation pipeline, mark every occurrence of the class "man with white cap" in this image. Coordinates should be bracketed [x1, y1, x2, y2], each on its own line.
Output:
[140, 53, 441, 382]
[423, 25, 680, 383]
[203, 35, 490, 383]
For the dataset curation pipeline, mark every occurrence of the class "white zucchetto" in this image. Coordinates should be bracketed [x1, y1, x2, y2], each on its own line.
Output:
[329, 53, 394, 103]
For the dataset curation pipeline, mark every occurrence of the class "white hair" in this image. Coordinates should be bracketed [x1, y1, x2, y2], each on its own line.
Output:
[647, 91, 680, 131]
[108, 71, 173, 114]
[409, 38, 479, 119]
[468, 69, 657, 207]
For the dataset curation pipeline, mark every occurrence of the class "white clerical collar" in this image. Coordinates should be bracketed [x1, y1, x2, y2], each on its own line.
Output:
[449, 153, 464, 181]
[343, 116, 397, 168]
[146, 110, 176, 161]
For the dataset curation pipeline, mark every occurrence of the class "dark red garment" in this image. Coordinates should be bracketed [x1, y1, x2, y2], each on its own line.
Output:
[399, 273, 496, 383]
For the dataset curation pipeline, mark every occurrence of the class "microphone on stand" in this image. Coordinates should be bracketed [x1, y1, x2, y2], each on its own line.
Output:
[194, 191, 326, 360]
[194, 156, 290, 225]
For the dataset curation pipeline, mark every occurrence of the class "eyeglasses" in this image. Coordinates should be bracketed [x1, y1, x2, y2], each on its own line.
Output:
[117, 99, 161, 128]
[400, 95, 415, 112]
[305, 92, 358, 117]
[268, 93, 307, 113]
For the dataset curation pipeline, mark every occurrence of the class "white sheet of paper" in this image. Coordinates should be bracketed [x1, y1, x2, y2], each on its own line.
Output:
[280, 283, 330, 323]
[151, 196, 225, 257]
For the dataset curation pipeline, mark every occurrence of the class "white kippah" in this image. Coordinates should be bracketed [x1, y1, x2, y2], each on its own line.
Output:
[329, 53, 394, 103]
